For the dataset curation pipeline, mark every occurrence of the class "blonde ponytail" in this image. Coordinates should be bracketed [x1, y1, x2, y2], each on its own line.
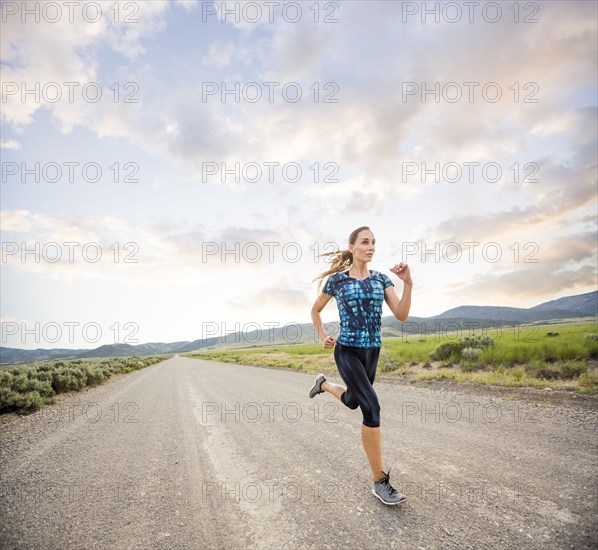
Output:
[312, 225, 370, 293]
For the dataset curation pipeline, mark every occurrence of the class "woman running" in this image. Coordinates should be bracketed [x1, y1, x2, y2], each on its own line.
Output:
[308, 225, 413, 506]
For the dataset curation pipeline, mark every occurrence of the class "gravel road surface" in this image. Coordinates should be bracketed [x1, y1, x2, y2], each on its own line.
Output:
[1, 355, 596, 549]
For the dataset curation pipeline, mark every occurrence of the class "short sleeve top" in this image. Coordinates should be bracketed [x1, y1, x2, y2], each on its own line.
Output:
[323, 269, 394, 348]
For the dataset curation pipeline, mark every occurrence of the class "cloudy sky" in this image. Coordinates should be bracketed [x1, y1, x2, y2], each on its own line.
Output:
[1, 0, 596, 350]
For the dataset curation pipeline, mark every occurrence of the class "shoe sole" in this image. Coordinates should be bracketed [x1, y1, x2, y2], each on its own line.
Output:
[372, 488, 407, 506]
[309, 375, 325, 398]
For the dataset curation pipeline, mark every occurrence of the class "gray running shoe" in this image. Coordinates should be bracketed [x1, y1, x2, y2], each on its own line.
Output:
[309, 374, 326, 398]
[372, 469, 407, 506]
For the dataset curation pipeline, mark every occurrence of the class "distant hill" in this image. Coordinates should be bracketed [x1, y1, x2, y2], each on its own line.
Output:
[431, 291, 597, 323]
[1, 290, 596, 365]
[0, 347, 85, 363]
[529, 292, 598, 315]
[76, 341, 192, 358]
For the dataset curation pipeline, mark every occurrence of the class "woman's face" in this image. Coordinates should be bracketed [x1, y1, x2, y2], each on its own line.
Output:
[349, 230, 375, 262]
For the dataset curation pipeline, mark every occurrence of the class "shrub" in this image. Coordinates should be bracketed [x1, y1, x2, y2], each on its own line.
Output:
[560, 362, 587, 380]
[429, 341, 463, 361]
[51, 368, 86, 393]
[459, 362, 485, 373]
[462, 347, 482, 361]
[15, 391, 44, 414]
[378, 347, 398, 373]
[430, 336, 495, 362]
[578, 369, 598, 388]
[0, 370, 14, 387]
[85, 367, 106, 386]
[536, 368, 560, 380]
[23, 378, 54, 398]
[12, 373, 32, 392]
[35, 370, 53, 383]
[461, 335, 495, 348]
[36, 363, 54, 372]
[0, 387, 20, 414]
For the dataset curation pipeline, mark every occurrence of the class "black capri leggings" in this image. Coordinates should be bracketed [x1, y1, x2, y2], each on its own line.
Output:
[333, 342, 382, 428]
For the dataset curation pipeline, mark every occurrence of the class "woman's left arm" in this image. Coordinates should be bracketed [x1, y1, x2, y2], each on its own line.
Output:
[384, 263, 413, 322]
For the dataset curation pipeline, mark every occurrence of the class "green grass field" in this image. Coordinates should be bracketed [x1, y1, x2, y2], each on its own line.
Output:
[185, 319, 598, 395]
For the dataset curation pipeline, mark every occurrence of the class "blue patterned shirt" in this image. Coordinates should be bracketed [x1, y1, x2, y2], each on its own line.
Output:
[323, 269, 394, 348]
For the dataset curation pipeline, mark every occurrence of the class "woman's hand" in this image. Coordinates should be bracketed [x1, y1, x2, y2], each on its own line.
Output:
[323, 335, 337, 349]
[390, 263, 412, 284]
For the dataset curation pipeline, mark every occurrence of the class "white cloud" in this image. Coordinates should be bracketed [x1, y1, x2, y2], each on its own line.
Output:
[201, 41, 236, 69]
[225, 280, 309, 316]
[445, 263, 597, 306]
[0, 1, 179, 129]
[0, 210, 327, 285]
[175, 0, 199, 12]
[0, 139, 21, 150]
[1, 209, 48, 232]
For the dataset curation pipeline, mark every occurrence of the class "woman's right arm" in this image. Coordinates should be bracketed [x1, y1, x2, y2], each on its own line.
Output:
[311, 292, 336, 348]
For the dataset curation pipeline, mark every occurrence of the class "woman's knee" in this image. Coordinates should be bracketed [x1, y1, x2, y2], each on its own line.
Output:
[362, 414, 380, 428]
[361, 404, 381, 428]
[341, 391, 360, 410]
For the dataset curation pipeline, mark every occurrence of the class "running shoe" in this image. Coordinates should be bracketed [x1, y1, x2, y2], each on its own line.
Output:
[308, 373, 326, 398]
[372, 469, 407, 506]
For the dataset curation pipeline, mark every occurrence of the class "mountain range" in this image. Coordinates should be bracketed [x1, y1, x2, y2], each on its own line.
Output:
[1, 290, 596, 365]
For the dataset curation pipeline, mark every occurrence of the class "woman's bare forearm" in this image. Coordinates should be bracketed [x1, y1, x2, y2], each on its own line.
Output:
[396, 280, 413, 322]
[311, 310, 328, 341]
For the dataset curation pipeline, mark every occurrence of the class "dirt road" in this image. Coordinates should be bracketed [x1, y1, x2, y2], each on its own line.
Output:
[1, 355, 596, 549]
